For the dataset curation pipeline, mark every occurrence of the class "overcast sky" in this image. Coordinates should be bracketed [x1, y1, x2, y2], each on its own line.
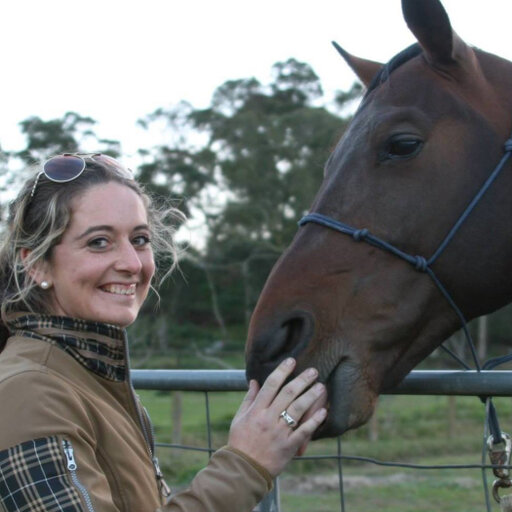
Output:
[2, 0, 512, 159]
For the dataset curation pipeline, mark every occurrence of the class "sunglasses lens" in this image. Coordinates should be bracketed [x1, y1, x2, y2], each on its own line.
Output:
[43, 155, 86, 182]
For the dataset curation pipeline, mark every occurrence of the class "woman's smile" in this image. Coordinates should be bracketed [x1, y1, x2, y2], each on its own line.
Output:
[100, 283, 137, 296]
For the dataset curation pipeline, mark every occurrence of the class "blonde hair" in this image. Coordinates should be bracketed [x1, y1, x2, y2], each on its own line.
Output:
[0, 156, 185, 342]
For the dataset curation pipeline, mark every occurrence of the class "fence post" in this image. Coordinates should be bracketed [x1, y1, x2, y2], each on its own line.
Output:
[256, 478, 280, 512]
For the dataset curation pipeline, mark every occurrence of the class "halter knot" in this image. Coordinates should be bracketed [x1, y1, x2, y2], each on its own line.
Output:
[413, 256, 428, 272]
[352, 228, 369, 241]
[504, 139, 512, 152]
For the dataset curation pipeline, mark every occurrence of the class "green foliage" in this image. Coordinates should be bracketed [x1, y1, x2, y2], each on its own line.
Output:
[134, 58, 355, 328]
[14, 111, 120, 164]
[197, 62, 344, 249]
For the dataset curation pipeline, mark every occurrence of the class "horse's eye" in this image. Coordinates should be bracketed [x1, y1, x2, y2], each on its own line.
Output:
[381, 136, 423, 161]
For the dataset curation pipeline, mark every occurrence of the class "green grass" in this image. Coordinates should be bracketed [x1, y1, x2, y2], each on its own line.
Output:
[138, 389, 511, 511]
[280, 452, 493, 511]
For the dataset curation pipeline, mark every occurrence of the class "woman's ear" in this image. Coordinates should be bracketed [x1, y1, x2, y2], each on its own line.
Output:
[20, 248, 51, 288]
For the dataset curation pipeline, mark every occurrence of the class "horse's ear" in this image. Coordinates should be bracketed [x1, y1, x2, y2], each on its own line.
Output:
[332, 41, 383, 87]
[401, 0, 468, 66]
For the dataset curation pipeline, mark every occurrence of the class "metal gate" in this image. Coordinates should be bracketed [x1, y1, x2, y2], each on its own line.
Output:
[132, 369, 512, 511]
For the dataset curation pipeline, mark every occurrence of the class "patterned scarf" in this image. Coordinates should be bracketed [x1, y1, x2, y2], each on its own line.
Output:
[5, 313, 127, 382]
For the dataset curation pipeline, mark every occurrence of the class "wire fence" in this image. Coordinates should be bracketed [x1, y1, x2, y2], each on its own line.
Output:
[132, 369, 512, 512]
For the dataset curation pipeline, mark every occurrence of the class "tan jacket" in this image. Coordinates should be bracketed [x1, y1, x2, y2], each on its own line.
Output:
[0, 314, 271, 512]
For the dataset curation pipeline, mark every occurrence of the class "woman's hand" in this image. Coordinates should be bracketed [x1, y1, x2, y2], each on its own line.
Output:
[228, 358, 327, 477]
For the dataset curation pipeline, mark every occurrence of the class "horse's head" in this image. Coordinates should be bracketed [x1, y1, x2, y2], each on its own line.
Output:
[246, 0, 512, 438]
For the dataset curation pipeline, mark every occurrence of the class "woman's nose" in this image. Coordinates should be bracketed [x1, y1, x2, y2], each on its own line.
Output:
[115, 242, 143, 274]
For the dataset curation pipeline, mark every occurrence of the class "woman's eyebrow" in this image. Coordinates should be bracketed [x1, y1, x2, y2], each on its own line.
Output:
[76, 225, 113, 240]
[76, 224, 150, 240]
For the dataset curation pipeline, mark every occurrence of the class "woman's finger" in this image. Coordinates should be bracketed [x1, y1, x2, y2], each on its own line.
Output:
[296, 405, 326, 456]
[236, 379, 260, 415]
[296, 383, 328, 426]
[251, 357, 296, 408]
[283, 381, 326, 424]
[270, 367, 319, 415]
[290, 407, 328, 446]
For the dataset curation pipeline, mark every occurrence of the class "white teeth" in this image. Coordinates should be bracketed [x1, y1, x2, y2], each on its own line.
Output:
[102, 284, 136, 295]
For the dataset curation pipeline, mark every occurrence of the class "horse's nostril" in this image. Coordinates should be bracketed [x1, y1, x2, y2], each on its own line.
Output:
[279, 318, 303, 356]
[246, 311, 314, 384]
[268, 320, 297, 362]
[259, 312, 314, 363]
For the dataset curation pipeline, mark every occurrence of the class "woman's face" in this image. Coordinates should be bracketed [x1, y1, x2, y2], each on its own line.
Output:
[44, 182, 155, 327]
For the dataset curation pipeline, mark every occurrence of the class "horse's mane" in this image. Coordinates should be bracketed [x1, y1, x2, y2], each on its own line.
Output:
[365, 43, 423, 97]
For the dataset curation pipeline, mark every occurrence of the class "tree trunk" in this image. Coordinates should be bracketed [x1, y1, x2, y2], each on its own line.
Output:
[204, 268, 229, 341]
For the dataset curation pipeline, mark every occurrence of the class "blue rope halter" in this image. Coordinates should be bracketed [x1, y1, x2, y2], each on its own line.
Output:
[299, 135, 512, 443]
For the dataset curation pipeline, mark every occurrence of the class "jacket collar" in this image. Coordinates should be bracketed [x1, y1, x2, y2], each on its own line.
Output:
[6, 312, 127, 382]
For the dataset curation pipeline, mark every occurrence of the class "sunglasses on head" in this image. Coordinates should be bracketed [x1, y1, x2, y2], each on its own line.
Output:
[30, 153, 133, 198]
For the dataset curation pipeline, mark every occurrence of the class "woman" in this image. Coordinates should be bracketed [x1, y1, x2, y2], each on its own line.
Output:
[0, 154, 327, 512]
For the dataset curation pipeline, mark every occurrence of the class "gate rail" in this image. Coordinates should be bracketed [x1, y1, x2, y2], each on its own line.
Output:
[132, 370, 512, 511]
[132, 369, 512, 395]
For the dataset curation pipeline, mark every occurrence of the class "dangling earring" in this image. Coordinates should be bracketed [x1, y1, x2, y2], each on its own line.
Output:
[40, 280, 51, 290]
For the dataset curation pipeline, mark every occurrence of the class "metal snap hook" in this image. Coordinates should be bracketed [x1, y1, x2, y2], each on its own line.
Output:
[488, 432, 512, 481]
[493, 478, 512, 504]
[488, 432, 512, 504]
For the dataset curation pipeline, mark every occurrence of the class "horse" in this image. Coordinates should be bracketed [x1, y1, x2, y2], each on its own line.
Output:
[245, 0, 512, 439]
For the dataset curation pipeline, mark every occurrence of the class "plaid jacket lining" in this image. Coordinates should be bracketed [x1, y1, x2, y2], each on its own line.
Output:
[6, 314, 126, 382]
[0, 436, 85, 512]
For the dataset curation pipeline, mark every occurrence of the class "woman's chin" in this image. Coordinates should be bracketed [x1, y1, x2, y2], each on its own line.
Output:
[83, 307, 139, 328]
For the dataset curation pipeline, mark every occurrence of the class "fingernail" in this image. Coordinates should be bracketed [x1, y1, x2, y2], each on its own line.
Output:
[317, 408, 328, 420]
[284, 357, 295, 366]
[313, 382, 325, 394]
[306, 367, 318, 378]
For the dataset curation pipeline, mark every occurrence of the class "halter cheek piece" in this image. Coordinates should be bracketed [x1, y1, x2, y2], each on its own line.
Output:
[299, 135, 512, 444]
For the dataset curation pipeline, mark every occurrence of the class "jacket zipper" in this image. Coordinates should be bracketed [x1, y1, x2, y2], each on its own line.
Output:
[141, 402, 171, 494]
[124, 341, 171, 498]
[62, 439, 96, 512]
[136, 399, 171, 497]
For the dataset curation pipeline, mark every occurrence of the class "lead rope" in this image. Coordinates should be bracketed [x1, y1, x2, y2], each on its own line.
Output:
[299, 135, 512, 509]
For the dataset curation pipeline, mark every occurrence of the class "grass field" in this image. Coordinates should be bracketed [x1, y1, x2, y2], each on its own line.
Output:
[137, 388, 512, 511]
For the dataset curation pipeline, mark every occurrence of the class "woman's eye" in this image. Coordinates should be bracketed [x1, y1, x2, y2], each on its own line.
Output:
[381, 136, 423, 161]
[133, 235, 151, 247]
[88, 237, 109, 249]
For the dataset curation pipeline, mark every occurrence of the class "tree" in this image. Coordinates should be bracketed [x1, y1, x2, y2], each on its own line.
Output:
[141, 59, 359, 328]
[15, 111, 120, 164]
[0, 112, 121, 198]
[194, 60, 348, 250]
